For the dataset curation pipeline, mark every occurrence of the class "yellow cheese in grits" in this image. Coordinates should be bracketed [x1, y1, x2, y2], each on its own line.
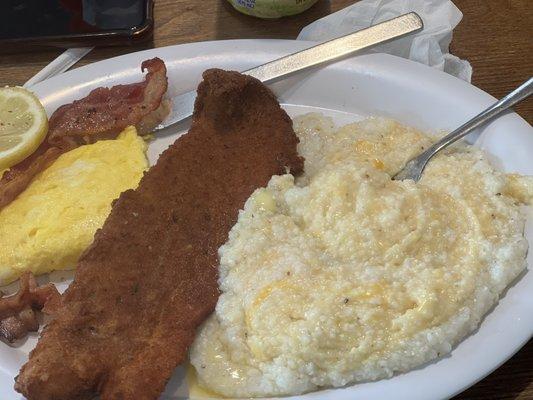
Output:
[0, 126, 148, 285]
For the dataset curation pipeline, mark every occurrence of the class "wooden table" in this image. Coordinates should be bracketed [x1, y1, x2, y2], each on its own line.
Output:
[1, 0, 532, 398]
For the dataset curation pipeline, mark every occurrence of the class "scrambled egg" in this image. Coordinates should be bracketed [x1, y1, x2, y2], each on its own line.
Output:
[0, 127, 148, 286]
[190, 115, 533, 397]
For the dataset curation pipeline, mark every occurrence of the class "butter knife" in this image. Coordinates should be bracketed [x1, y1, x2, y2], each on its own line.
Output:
[157, 12, 423, 131]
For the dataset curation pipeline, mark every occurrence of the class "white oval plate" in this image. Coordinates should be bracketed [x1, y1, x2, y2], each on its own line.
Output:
[1, 40, 532, 400]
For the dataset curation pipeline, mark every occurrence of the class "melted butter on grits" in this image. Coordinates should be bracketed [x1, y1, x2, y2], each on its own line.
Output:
[0, 126, 148, 285]
[190, 114, 533, 398]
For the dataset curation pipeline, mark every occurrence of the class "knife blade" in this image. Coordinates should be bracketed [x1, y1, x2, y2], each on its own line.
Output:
[157, 12, 423, 131]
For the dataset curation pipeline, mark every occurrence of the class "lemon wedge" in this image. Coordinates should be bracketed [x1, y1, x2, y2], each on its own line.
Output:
[0, 87, 48, 171]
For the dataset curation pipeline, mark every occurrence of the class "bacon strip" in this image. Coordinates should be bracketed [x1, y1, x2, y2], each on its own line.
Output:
[0, 273, 61, 344]
[0, 58, 169, 210]
[48, 58, 169, 147]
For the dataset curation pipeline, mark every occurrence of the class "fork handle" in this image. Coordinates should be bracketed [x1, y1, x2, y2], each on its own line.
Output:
[428, 77, 533, 156]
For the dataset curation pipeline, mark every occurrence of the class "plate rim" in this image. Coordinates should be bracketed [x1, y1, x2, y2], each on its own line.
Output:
[2, 39, 532, 400]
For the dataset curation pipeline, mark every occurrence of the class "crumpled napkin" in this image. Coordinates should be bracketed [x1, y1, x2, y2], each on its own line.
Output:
[297, 0, 472, 82]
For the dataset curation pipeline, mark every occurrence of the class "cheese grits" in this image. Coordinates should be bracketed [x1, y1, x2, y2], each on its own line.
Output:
[190, 114, 533, 397]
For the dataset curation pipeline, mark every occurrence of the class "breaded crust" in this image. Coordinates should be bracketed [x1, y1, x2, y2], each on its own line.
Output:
[15, 69, 304, 400]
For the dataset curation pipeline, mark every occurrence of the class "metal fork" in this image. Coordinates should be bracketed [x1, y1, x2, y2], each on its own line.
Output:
[393, 77, 533, 182]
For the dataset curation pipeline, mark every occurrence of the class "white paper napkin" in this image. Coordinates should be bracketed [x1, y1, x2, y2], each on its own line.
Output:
[297, 0, 472, 82]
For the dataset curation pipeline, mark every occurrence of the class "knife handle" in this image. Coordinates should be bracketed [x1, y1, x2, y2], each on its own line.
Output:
[244, 12, 423, 84]
[158, 12, 423, 131]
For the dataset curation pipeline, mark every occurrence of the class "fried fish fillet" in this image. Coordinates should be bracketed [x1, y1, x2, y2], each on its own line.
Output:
[0, 58, 169, 210]
[15, 69, 304, 400]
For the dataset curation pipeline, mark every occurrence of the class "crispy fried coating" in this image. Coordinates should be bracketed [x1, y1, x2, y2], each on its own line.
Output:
[15, 69, 304, 400]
